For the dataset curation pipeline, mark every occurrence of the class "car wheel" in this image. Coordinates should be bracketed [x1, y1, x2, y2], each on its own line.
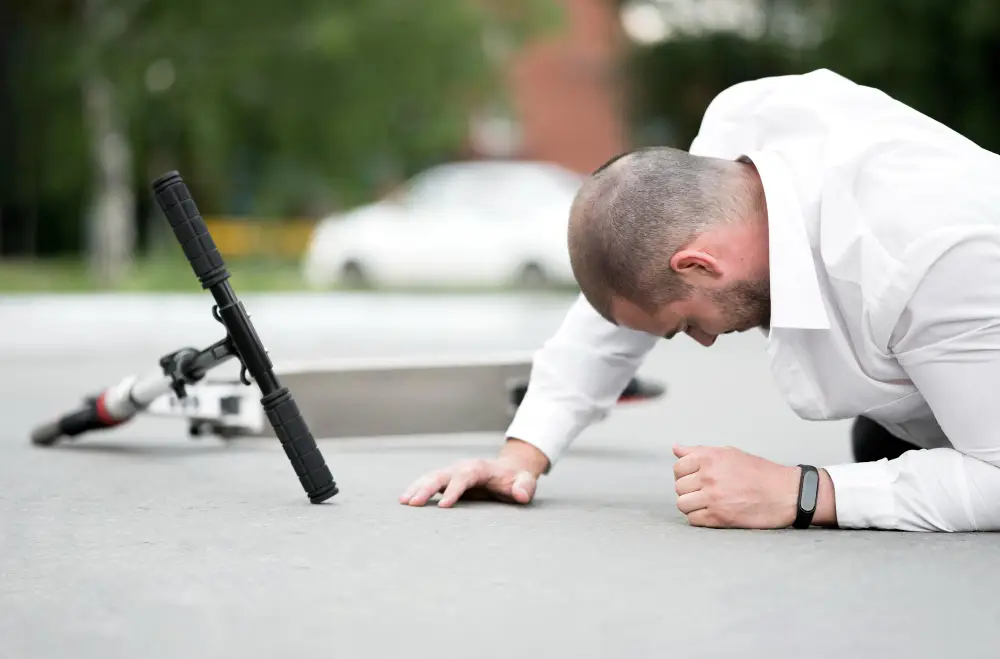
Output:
[515, 262, 549, 289]
[340, 260, 371, 289]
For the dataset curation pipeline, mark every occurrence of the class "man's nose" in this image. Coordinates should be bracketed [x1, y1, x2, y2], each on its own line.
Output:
[687, 328, 717, 347]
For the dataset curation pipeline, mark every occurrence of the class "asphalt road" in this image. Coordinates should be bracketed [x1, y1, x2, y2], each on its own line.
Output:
[2, 293, 998, 659]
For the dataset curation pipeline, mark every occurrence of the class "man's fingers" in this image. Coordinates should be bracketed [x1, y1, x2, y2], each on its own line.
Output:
[509, 471, 536, 504]
[404, 472, 452, 507]
[672, 444, 694, 458]
[686, 509, 723, 528]
[676, 490, 709, 515]
[401, 461, 538, 509]
[399, 479, 424, 504]
[674, 472, 701, 497]
[673, 453, 700, 480]
[440, 468, 537, 507]
[437, 469, 482, 508]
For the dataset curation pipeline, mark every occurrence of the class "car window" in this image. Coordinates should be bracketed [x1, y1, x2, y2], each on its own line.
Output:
[402, 162, 583, 218]
[403, 165, 477, 210]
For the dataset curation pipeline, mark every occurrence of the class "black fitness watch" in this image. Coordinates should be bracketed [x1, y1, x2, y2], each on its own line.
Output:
[793, 464, 820, 529]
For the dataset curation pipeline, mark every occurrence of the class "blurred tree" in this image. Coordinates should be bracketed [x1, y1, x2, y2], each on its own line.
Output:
[626, 31, 813, 148]
[622, 0, 821, 149]
[813, 0, 1000, 153]
[623, 0, 1000, 157]
[7, 0, 562, 282]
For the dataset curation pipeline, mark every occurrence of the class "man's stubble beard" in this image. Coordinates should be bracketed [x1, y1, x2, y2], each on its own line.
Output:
[708, 277, 771, 333]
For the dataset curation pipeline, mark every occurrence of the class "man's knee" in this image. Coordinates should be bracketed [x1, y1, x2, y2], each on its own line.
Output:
[851, 416, 918, 463]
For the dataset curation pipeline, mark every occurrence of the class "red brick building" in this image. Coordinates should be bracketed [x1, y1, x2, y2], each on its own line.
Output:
[467, 0, 630, 174]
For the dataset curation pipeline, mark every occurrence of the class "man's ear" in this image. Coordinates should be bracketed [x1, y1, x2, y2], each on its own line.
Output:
[670, 249, 721, 279]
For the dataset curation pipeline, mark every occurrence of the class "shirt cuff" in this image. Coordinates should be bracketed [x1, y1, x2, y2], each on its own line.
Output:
[504, 396, 600, 471]
[822, 460, 897, 529]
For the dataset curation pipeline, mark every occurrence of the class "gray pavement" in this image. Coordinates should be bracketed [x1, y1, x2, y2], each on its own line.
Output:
[2, 293, 998, 659]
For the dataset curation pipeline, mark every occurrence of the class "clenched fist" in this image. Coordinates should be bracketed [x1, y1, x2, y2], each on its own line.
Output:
[672, 444, 836, 529]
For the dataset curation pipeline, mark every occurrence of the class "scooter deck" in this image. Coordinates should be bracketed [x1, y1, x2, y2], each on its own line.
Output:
[143, 352, 665, 441]
[253, 353, 535, 439]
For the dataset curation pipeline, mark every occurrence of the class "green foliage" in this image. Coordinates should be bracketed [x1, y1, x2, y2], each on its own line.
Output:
[7, 0, 563, 254]
[813, 0, 1000, 153]
[626, 0, 1000, 155]
[627, 32, 813, 148]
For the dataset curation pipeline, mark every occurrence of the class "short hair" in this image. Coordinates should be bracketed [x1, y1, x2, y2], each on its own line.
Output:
[568, 146, 757, 323]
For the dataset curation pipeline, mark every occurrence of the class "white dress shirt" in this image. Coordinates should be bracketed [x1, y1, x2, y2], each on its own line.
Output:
[505, 68, 1000, 532]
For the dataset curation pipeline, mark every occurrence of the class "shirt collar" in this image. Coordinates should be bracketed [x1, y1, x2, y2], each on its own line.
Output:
[741, 150, 831, 331]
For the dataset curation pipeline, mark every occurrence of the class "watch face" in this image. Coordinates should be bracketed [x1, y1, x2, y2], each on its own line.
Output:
[800, 469, 819, 511]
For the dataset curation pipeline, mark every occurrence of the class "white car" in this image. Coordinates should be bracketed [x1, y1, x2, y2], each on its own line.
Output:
[301, 160, 585, 289]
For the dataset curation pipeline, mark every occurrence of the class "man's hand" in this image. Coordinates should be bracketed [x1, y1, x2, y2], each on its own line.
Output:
[399, 438, 549, 508]
[672, 445, 837, 529]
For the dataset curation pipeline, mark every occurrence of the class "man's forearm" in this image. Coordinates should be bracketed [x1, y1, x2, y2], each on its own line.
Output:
[503, 294, 659, 466]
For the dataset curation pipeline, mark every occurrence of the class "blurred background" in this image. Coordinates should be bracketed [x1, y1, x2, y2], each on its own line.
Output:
[1, 0, 999, 294]
[7, 5, 1000, 653]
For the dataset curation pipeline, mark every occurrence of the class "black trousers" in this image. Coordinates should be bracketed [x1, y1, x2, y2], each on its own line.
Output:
[851, 415, 919, 463]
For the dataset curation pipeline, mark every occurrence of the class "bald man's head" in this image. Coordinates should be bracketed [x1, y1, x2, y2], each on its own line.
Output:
[568, 146, 762, 323]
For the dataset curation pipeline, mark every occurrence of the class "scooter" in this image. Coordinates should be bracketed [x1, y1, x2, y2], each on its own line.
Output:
[28, 171, 666, 504]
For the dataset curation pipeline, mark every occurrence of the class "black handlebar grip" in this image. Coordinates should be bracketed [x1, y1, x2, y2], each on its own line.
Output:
[31, 398, 114, 446]
[151, 171, 230, 289]
[261, 388, 339, 503]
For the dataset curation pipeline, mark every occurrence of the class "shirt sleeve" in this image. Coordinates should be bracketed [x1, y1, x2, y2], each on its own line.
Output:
[504, 294, 659, 469]
[823, 232, 1000, 532]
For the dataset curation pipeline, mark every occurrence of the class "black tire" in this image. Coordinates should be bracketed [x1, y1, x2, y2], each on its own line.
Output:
[340, 260, 371, 289]
[515, 262, 548, 289]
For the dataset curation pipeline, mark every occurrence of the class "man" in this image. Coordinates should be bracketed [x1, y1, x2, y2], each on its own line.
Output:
[399, 68, 1000, 532]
